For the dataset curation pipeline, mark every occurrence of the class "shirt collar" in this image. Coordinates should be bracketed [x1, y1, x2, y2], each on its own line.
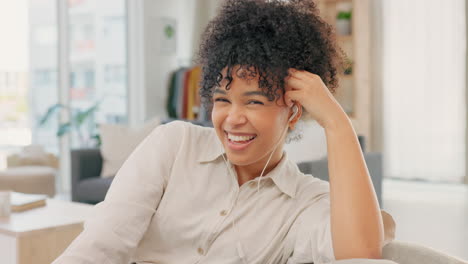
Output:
[266, 152, 300, 198]
[196, 133, 225, 163]
[197, 130, 300, 198]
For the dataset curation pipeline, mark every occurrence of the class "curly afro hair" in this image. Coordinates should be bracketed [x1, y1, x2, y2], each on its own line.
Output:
[197, 0, 343, 111]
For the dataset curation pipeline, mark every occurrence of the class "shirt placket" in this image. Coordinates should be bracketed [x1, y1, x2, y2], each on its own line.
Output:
[193, 163, 241, 262]
[199, 180, 271, 261]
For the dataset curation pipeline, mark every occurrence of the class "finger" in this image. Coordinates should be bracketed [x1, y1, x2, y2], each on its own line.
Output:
[283, 93, 294, 107]
[286, 74, 303, 85]
[283, 86, 294, 106]
[288, 68, 319, 83]
[283, 92, 292, 107]
[287, 69, 302, 80]
[284, 89, 303, 107]
[285, 76, 308, 91]
[296, 71, 320, 84]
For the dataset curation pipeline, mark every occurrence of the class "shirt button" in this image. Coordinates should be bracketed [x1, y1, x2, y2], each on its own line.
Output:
[197, 247, 205, 255]
[220, 210, 227, 216]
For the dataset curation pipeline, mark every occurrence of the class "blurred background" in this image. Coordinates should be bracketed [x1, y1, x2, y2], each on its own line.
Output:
[0, 0, 466, 261]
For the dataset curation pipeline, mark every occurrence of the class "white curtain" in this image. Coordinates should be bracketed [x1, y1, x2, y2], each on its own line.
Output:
[382, 0, 466, 182]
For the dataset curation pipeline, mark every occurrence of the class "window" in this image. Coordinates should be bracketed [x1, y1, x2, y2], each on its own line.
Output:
[68, 0, 128, 149]
[382, 0, 466, 183]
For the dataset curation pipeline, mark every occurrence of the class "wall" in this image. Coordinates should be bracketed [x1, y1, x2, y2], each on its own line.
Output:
[142, 0, 193, 120]
[370, 0, 384, 153]
[466, 0, 468, 185]
[140, 0, 221, 121]
[350, 0, 373, 151]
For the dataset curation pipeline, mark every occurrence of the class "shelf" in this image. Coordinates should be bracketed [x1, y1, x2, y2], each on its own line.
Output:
[316, 0, 372, 141]
[319, 0, 352, 4]
[339, 74, 353, 80]
[337, 35, 353, 42]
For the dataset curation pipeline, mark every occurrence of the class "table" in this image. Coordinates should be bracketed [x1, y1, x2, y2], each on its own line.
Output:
[0, 199, 93, 264]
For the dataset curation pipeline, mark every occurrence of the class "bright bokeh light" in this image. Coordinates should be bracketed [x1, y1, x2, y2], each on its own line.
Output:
[0, 0, 31, 168]
[0, 0, 29, 71]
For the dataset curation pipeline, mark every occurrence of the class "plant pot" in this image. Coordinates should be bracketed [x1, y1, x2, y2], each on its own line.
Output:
[336, 19, 351, 35]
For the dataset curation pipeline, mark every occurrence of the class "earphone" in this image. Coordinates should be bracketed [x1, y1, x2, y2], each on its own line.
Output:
[220, 102, 298, 199]
[255, 103, 298, 192]
[217, 103, 299, 262]
[289, 104, 299, 122]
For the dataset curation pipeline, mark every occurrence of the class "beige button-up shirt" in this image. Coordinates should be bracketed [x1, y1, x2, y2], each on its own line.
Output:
[54, 121, 395, 264]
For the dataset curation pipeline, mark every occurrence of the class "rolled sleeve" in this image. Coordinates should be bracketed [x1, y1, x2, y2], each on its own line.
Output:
[53, 122, 184, 264]
[288, 195, 397, 264]
[288, 193, 335, 264]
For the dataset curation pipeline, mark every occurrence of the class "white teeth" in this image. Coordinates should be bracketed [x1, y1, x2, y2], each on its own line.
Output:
[228, 133, 256, 142]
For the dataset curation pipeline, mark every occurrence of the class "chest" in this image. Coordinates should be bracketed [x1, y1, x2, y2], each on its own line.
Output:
[146, 163, 300, 263]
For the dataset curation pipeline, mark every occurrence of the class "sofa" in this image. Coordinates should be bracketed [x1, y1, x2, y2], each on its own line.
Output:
[0, 145, 58, 197]
[71, 119, 212, 204]
[382, 240, 468, 264]
[298, 152, 383, 206]
[72, 149, 467, 264]
[71, 150, 382, 205]
[72, 119, 379, 204]
[71, 148, 108, 204]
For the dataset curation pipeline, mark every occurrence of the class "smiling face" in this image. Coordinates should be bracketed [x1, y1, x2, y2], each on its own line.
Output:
[211, 66, 294, 176]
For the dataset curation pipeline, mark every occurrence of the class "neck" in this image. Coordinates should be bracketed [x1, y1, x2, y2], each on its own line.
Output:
[235, 148, 285, 186]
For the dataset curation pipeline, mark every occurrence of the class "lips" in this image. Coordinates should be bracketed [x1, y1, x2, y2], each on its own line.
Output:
[224, 131, 257, 151]
[228, 134, 256, 142]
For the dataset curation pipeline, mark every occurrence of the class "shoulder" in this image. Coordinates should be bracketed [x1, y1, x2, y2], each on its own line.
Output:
[148, 121, 218, 152]
[294, 171, 330, 203]
[149, 120, 214, 138]
[159, 120, 215, 140]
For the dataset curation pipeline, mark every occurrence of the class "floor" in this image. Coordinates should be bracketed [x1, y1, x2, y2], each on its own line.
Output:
[382, 178, 468, 261]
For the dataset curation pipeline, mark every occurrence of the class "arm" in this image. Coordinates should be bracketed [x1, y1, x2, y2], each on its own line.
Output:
[54, 122, 182, 264]
[324, 111, 384, 259]
[285, 69, 384, 260]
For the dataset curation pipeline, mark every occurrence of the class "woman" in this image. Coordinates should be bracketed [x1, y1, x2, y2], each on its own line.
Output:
[54, 0, 396, 263]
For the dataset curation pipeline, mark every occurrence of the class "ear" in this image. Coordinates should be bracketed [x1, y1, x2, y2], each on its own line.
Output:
[289, 103, 303, 130]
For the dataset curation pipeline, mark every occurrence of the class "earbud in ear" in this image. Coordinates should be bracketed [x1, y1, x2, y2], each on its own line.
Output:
[288, 104, 299, 122]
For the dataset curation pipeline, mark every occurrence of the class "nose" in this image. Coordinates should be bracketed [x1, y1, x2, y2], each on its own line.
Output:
[225, 105, 247, 126]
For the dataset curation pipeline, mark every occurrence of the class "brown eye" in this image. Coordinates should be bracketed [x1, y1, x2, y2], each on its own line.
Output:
[248, 100, 264, 105]
[214, 98, 230, 103]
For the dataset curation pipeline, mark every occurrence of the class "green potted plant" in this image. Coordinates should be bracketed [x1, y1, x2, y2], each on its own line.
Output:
[336, 3, 352, 35]
[38, 102, 101, 147]
[344, 56, 353, 75]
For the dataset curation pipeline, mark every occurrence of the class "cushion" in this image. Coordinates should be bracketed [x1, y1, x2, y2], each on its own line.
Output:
[99, 118, 160, 178]
[7, 144, 59, 169]
[383, 240, 468, 264]
[76, 176, 114, 203]
[0, 166, 56, 196]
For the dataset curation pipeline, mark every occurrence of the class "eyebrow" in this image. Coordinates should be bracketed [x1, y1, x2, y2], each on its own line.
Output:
[213, 89, 227, 95]
[213, 88, 268, 98]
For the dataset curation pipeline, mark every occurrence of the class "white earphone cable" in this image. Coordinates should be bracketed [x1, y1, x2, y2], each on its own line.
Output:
[216, 104, 297, 262]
